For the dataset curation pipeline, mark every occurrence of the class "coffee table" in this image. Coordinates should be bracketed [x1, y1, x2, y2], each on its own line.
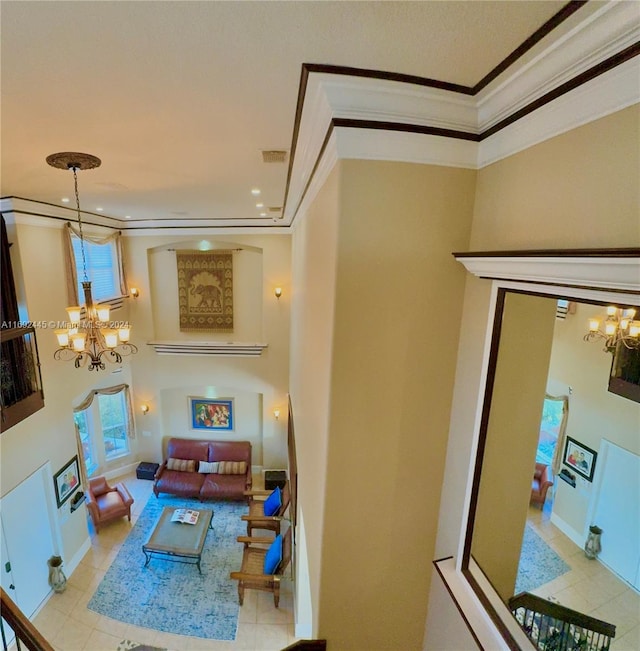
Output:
[142, 506, 213, 573]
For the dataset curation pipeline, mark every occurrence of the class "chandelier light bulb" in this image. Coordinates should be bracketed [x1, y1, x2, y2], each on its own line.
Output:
[102, 329, 119, 349]
[629, 321, 640, 337]
[55, 330, 70, 347]
[606, 305, 618, 317]
[71, 333, 86, 352]
[604, 320, 618, 337]
[96, 304, 111, 322]
[66, 306, 81, 323]
[588, 318, 600, 332]
[118, 326, 131, 343]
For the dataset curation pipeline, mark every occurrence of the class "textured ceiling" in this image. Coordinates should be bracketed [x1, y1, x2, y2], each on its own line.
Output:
[1, 1, 569, 226]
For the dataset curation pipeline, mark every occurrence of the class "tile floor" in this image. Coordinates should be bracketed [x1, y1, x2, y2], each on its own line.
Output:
[527, 499, 640, 650]
[29, 472, 297, 651]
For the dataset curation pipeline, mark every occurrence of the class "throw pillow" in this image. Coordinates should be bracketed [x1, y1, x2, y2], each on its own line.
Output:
[263, 486, 282, 516]
[217, 460, 247, 475]
[263, 534, 283, 575]
[198, 461, 219, 474]
[166, 458, 196, 472]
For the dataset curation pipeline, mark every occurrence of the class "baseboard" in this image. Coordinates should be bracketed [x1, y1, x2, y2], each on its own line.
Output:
[550, 512, 585, 550]
[105, 461, 140, 481]
[66, 536, 92, 577]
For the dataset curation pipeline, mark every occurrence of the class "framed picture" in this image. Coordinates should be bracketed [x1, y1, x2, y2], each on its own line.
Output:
[53, 456, 81, 507]
[563, 436, 597, 482]
[190, 397, 234, 431]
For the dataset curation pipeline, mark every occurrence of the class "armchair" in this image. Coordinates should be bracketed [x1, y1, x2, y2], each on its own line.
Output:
[87, 476, 134, 533]
[242, 482, 290, 537]
[531, 462, 553, 508]
[230, 527, 292, 607]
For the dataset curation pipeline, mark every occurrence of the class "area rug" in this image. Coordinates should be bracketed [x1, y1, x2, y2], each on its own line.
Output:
[515, 523, 571, 594]
[117, 642, 166, 651]
[88, 495, 246, 640]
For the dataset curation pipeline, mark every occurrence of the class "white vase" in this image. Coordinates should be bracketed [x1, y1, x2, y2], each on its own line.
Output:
[47, 555, 67, 593]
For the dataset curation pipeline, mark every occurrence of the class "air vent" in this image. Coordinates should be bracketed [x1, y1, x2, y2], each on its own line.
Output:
[268, 207, 282, 213]
[262, 150, 287, 164]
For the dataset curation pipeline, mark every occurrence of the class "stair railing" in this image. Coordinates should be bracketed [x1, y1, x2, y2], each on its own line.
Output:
[0, 588, 54, 651]
[509, 591, 616, 651]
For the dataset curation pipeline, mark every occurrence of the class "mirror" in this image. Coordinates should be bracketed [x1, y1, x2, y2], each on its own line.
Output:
[463, 289, 640, 650]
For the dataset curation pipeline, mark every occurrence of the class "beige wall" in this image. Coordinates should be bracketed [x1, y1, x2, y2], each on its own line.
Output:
[125, 232, 291, 469]
[548, 301, 640, 538]
[290, 165, 341, 635]
[470, 105, 640, 251]
[290, 159, 476, 649]
[471, 292, 556, 601]
[429, 105, 640, 644]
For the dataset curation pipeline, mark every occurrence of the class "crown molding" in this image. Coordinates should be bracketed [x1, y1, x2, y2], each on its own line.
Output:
[285, 3, 639, 224]
[454, 251, 640, 295]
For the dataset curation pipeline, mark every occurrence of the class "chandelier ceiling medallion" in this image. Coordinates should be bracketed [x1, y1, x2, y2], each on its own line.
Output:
[47, 152, 137, 371]
[584, 305, 640, 353]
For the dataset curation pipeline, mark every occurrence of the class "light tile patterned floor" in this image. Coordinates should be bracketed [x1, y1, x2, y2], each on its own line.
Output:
[527, 500, 640, 651]
[30, 472, 297, 651]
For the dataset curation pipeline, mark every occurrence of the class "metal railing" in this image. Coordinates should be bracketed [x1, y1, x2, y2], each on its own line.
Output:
[509, 592, 616, 651]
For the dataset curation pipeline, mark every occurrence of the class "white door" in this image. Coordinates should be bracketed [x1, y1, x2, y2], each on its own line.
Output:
[591, 440, 640, 589]
[0, 466, 57, 617]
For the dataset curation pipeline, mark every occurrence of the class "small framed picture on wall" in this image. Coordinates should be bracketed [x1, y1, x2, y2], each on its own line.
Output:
[563, 436, 597, 482]
[53, 456, 81, 507]
[190, 397, 234, 431]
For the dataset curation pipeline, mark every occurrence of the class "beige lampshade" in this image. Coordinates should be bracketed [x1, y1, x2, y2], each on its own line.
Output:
[118, 326, 131, 342]
[66, 306, 81, 323]
[71, 333, 86, 352]
[55, 329, 70, 347]
[101, 329, 118, 348]
[96, 304, 110, 321]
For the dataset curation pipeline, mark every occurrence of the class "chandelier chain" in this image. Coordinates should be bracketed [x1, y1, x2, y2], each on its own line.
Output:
[72, 165, 88, 283]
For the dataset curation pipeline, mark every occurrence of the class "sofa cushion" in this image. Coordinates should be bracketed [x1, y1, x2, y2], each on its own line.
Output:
[167, 458, 196, 472]
[155, 470, 205, 496]
[200, 473, 247, 500]
[264, 534, 283, 575]
[198, 460, 219, 474]
[209, 441, 251, 464]
[218, 460, 246, 475]
[263, 487, 282, 516]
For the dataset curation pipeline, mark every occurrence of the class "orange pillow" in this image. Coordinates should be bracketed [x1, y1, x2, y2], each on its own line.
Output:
[166, 458, 196, 472]
[217, 461, 246, 475]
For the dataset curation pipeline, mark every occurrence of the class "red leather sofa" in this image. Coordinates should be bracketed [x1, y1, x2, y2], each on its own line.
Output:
[153, 437, 252, 500]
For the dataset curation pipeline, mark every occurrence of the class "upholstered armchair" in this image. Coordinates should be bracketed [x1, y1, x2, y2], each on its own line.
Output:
[230, 527, 292, 607]
[242, 482, 290, 537]
[531, 463, 553, 508]
[86, 476, 134, 533]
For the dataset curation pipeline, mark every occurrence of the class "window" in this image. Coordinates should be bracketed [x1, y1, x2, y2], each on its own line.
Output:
[74, 386, 132, 476]
[71, 235, 119, 302]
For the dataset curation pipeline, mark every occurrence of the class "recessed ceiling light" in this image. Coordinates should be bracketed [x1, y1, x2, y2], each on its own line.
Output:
[96, 207, 104, 212]
[61, 197, 70, 203]
[251, 188, 261, 196]
[256, 203, 264, 208]
[125, 215, 131, 220]
[260, 212, 267, 217]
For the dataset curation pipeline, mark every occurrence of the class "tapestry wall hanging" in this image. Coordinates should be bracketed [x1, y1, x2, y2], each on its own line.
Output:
[176, 250, 234, 332]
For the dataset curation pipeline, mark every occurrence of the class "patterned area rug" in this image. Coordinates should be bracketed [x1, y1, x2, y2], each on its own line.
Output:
[117, 641, 167, 651]
[89, 495, 246, 640]
[515, 523, 571, 594]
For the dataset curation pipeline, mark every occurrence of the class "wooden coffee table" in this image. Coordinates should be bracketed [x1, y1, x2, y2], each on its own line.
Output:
[142, 506, 213, 573]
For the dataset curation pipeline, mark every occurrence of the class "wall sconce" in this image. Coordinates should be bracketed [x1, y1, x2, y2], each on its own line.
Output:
[130, 287, 140, 299]
[141, 404, 149, 415]
[273, 409, 280, 420]
[274, 287, 282, 300]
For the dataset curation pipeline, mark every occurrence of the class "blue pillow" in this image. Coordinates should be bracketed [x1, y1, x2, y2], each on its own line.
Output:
[263, 486, 282, 516]
[263, 534, 283, 575]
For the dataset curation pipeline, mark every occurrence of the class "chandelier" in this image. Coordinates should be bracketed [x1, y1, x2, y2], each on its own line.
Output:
[583, 305, 640, 353]
[47, 152, 137, 371]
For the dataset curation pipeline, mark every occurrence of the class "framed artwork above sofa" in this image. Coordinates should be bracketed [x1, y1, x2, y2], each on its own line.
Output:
[190, 397, 234, 431]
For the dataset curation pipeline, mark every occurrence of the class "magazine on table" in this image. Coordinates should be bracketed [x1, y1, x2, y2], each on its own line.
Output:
[171, 508, 199, 525]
